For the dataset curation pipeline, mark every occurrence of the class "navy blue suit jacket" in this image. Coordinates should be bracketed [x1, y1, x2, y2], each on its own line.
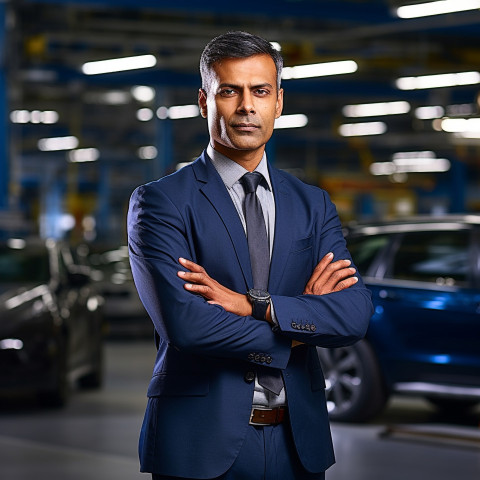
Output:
[127, 151, 373, 478]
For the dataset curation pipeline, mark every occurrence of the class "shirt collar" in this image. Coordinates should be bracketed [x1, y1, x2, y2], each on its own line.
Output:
[207, 144, 272, 191]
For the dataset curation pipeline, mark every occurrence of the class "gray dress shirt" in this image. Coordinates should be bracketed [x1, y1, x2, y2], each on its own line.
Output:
[207, 144, 286, 408]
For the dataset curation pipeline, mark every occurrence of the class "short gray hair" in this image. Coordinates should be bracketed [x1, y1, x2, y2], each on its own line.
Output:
[200, 31, 283, 93]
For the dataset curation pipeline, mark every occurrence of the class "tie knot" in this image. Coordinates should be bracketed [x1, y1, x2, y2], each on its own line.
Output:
[241, 172, 263, 194]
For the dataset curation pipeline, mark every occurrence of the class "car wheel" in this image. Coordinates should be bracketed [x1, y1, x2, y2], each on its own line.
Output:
[317, 340, 388, 422]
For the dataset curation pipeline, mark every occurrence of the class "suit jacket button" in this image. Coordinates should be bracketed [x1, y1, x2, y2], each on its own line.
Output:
[266, 356, 272, 364]
[254, 354, 261, 362]
[260, 356, 266, 363]
[291, 322, 297, 329]
[244, 371, 255, 383]
[248, 353, 254, 360]
[311, 325, 316, 331]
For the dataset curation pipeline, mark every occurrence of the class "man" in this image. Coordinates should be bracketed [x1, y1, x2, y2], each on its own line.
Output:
[128, 31, 373, 480]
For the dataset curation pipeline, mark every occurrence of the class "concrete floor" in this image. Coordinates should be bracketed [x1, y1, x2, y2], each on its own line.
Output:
[0, 340, 479, 480]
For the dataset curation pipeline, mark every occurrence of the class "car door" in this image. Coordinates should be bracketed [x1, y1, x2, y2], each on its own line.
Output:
[368, 227, 480, 387]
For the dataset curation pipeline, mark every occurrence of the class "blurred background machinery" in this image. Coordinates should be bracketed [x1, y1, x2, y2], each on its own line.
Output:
[1, 0, 480, 245]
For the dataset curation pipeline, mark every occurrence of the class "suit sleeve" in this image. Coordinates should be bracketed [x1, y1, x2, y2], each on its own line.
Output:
[271, 190, 373, 347]
[127, 183, 292, 369]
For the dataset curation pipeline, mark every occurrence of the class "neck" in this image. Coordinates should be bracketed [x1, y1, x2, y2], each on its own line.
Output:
[211, 143, 265, 172]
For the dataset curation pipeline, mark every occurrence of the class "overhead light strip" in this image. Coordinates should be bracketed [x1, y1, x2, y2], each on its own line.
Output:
[396, 0, 480, 19]
[441, 117, 480, 137]
[371, 152, 451, 175]
[274, 114, 308, 129]
[82, 54, 157, 75]
[38, 135, 78, 151]
[68, 148, 100, 163]
[157, 105, 199, 120]
[396, 71, 480, 90]
[414, 105, 445, 119]
[342, 101, 410, 117]
[282, 60, 357, 80]
[338, 121, 387, 137]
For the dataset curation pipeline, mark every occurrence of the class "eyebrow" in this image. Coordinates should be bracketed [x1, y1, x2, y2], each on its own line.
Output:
[218, 82, 274, 90]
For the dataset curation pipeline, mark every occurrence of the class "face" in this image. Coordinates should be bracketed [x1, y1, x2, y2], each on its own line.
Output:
[198, 54, 283, 164]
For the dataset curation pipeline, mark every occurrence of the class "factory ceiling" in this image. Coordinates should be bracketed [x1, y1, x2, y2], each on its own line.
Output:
[5, 0, 480, 218]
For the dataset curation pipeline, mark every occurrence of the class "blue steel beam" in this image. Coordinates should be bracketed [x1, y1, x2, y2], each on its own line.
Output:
[21, 0, 392, 23]
[0, 1, 8, 210]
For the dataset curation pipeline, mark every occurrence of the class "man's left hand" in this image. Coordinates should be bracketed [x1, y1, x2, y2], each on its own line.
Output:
[178, 257, 252, 316]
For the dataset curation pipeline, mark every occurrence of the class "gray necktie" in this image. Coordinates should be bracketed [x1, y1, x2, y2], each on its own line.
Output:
[241, 172, 283, 395]
[241, 172, 270, 290]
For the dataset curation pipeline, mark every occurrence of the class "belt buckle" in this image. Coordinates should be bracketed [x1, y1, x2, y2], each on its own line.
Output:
[249, 406, 273, 426]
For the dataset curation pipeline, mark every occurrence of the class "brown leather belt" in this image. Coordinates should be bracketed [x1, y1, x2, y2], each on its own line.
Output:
[249, 406, 287, 426]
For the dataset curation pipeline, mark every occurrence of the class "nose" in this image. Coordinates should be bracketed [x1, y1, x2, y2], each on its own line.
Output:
[237, 90, 255, 115]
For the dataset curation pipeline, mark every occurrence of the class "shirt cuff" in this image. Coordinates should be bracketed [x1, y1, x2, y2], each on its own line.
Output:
[270, 300, 280, 331]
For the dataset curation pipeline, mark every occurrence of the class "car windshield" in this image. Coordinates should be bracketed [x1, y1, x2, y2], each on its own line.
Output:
[347, 234, 390, 275]
[0, 244, 50, 283]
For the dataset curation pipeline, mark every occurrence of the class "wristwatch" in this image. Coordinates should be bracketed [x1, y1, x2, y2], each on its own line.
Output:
[247, 288, 271, 320]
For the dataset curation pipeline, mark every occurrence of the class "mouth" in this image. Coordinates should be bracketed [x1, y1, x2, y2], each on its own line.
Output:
[232, 123, 260, 132]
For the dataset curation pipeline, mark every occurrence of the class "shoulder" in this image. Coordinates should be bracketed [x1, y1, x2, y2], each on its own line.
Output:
[131, 157, 200, 203]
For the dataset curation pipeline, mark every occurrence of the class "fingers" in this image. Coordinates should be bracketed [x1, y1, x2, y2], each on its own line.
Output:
[304, 252, 333, 293]
[304, 253, 358, 295]
[332, 275, 358, 292]
[178, 257, 204, 273]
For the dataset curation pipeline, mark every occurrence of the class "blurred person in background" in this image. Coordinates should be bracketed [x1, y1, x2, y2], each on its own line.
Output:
[127, 31, 372, 480]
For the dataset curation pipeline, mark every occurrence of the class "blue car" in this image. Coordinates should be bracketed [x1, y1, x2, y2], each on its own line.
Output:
[317, 215, 480, 422]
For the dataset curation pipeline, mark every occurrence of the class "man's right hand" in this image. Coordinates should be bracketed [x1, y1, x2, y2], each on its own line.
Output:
[304, 252, 358, 296]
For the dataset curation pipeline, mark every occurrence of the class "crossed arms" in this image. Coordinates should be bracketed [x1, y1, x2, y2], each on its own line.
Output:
[128, 181, 372, 365]
[178, 253, 357, 318]
[178, 252, 358, 347]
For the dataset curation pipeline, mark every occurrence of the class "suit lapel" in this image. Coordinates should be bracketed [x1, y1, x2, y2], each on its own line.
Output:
[193, 152, 253, 289]
[269, 166, 294, 292]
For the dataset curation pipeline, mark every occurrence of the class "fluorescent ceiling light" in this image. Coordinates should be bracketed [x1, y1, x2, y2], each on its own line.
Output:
[38, 135, 78, 151]
[338, 121, 387, 137]
[396, 71, 480, 90]
[137, 108, 154, 122]
[342, 101, 410, 117]
[84, 91, 130, 105]
[396, 0, 480, 19]
[453, 131, 480, 138]
[274, 114, 308, 129]
[10, 109, 59, 124]
[414, 105, 445, 119]
[7, 238, 26, 249]
[371, 152, 451, 175]
[441, 117, 480, 134]
[392, 150, 436, 160]
[131, 85, 156, 102]
[82, 54, 157, 75]
[138, 146, 158, 160]
[157, 105, 200, 120]
[68, 148, 100, 163]
[282, 60, 357, 80]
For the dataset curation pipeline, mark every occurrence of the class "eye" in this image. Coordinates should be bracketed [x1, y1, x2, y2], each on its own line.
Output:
[254, 88, 270, 96]
[219, 88, 236, 97]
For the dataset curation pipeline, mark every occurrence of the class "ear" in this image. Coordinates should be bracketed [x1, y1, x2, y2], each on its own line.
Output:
[198, 88, 208, 118]
[275, 88, 284, 119]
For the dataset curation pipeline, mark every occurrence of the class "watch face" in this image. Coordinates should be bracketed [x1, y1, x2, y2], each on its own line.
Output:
[249, 289, 270, 301]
